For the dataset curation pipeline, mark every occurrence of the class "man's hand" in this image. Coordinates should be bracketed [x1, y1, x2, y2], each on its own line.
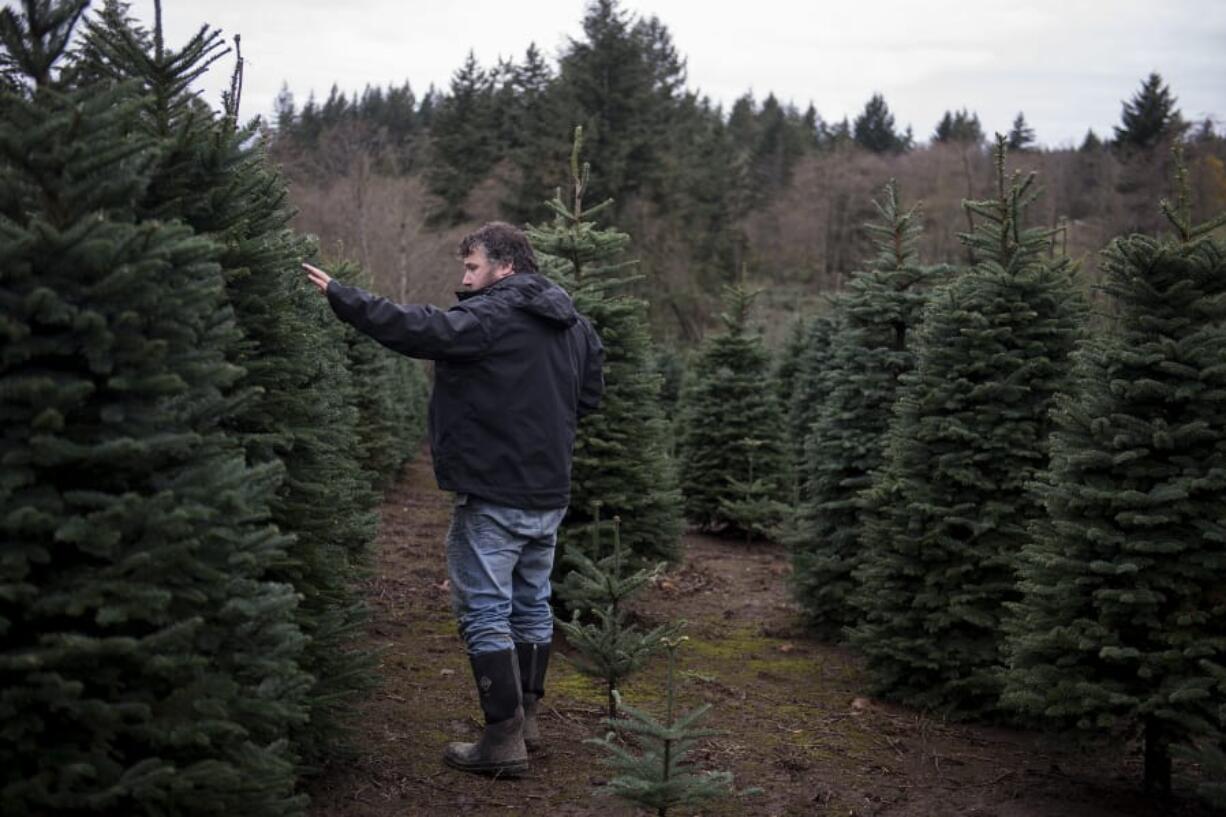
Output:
[302, 262, 332, 294]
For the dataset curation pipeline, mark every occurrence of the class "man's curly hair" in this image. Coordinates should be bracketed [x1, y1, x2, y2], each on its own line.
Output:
[458, 221, 539, 275]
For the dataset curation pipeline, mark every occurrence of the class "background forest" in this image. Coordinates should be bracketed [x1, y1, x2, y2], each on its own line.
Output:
[269, 0, 1226, 345]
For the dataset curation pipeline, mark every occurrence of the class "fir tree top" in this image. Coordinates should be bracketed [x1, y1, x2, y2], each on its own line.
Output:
[529, 125, 635, 286]
[0, 0, 88, 88]
[716, 281, 760, 334]
[556, 507, 666, 612]
[959, 133, 1064, 275]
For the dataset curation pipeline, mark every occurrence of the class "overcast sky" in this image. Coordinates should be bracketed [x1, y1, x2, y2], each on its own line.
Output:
[88, 1, 1226, 147]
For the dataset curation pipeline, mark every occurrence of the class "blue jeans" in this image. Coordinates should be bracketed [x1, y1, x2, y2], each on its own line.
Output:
[445, 493, 566, 656]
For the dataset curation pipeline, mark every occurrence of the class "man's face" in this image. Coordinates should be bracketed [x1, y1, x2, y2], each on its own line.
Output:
[461, 246, 512, 292]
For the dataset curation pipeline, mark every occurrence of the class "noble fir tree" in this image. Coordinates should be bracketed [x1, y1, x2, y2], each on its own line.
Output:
[528, 126, 682, 569]
[555, 509, 681, 718]
[78, 3, 385, 764]
[676, 284, 788, 534]
[791, 181, 946, 638]
[587, 638, 757, 816]
[773, 315, 808, 423]
[0, 2, 309, 814]
[772, 307, 843, 552]
[785, 308, 841, 482]
[719, 438, 791, 544]
[653, 344, 687, 429]
[848, 137, 1086, 717]
[1002, 160, 1226, 802]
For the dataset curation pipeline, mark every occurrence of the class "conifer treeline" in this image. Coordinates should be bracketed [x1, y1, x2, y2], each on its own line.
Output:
[271, 0, 1222, 340]
[0, 2, 427, 814]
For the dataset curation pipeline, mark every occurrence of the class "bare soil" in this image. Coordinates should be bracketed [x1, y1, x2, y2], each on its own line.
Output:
[307, 449, 1221, 817]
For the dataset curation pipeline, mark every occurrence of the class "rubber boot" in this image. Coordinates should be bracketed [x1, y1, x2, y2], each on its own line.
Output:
[443, 648, 528, 778]
[515, 641, 551, 754]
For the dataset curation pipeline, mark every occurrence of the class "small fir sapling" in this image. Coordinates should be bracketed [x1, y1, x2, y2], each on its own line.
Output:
[587, 637, 760, 816]
[555, 504, 682, 718]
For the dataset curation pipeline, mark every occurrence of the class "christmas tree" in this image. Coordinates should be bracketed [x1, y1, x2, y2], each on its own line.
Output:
[791, 181, 946, 638]
[528, 126, 682, 569]
[719, 439, 791, 544]
[772, 316, 807, 477]
[653, 344, 687, 433]
[0, 2, 309, 813]
[786, 308, 841, 480]
[677, 283, 788, 534]
[775, 307, 840, 550]
[555, 510, 681, 718]
[1002, 156, 1226, 801]
[848, 137, 1086, 717]
[79, 3, 386, 765]
[586, 638, 758, 816]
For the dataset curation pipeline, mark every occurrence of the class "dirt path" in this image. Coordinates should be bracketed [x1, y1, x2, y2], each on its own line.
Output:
[307, 450, 1217, 817]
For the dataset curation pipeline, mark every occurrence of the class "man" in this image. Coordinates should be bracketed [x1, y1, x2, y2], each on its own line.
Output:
[303, 221, 603, 778]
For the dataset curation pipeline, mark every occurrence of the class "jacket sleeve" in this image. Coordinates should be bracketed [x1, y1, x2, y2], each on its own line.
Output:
[325, 280, 490, 361]
[577, 320, 605, 419]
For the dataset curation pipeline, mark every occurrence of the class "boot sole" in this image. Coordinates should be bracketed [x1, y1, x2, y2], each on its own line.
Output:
[443, 755, 529, 779]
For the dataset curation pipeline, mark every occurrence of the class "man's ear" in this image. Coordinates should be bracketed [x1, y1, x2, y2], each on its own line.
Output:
[495, 261, 515, 279]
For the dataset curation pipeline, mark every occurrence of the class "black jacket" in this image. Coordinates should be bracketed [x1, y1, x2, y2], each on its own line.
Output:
[325, 273, 604, 509]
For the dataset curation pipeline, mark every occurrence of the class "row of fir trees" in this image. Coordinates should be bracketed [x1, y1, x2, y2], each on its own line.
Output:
[0, 2, 428, 814]
[724, 137, 1223, 804]
[642, 125, 1223, 803]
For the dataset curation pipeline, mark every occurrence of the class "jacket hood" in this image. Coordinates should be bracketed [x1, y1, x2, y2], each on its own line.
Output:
[458, 273, 578, 328]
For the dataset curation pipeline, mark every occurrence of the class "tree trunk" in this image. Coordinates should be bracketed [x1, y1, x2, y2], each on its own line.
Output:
[1143, 716, 1172, 797]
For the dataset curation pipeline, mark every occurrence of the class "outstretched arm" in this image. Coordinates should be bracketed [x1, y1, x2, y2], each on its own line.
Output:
[302, 262, 489, 361]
